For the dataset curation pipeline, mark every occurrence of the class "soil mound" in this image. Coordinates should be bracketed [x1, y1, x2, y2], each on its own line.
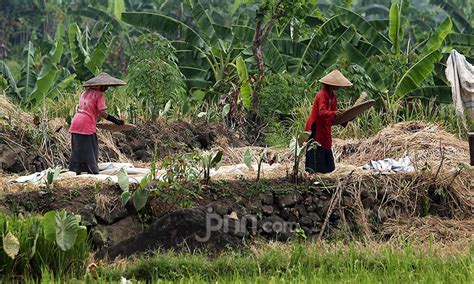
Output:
[99, 208, 243, 260]
[114, 120, 247, 162]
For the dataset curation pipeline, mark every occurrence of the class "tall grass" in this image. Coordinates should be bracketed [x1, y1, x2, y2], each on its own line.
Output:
[89, 242, 473, 283]
[0, 213, 90, 281]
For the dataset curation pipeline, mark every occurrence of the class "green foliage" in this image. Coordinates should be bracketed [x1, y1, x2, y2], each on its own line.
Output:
[126, 33, 186, 119]
[289, 131, 313, 184]
[45, 166, 63, 191]
[0, 211, 90, 280]
[260, 73, 308, 121]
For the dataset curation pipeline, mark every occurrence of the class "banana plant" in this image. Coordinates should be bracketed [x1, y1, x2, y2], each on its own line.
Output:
[0, 25, 76, 109]
[68, 22, 115, 81]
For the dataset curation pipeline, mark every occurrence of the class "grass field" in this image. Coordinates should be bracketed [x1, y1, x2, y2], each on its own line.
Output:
[26, 241, 471, 283]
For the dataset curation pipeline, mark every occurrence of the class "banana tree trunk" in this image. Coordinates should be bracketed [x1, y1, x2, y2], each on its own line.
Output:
[251, 14, 274, 123]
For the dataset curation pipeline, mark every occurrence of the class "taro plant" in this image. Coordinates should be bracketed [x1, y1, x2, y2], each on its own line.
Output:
[199, 150, 223, 184]
[243, 148, 268, 181]
[289, 131, 316, 184]
[44, 166, 64, 191]
[117, 169, 152, 212]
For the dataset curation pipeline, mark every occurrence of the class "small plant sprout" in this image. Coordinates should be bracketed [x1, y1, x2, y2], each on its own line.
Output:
[44, 166, 64, 191]
[290, 131, 316, 184]
[199, 150, 223, 184]
[243, 148, 268, 180]
[117, 168, 152, 212]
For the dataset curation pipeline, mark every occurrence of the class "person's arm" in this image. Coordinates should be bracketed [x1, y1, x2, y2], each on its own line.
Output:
[317, 95, 340, 123]
[97, 93, 124, 125]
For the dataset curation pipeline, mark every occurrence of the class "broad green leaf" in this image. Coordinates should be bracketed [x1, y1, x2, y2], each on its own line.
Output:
[211, 151, 223, 166]
[70, 7, 122, 32]
[341, 8, 391, 52]
[47, 74, 76, 101]
[421, 17, 452, 54]
[235, 56, 252, 110]
[122, 12, 205, 48]
[430, 0, 473, 33]
[86, 23, 114, 74]
[29, 63, 60, 108]
[121, 190, 130, 206]
[133, 189, 148, 211]
[117, 168, 129, 192]
[445, 33, 474, 47]
[3, 232, 20, 259]
[222, 104, 230, 118]
[55, 210, 80, 251]
[389, 1, 400, 55]
[18, 41, 36, 99]
[139, 173, 151, 190]
[407, 86, 452, 103]
[244, 148, 253, 170]
[41, 211, 57, 242]
[345, 43, 385, 90]
[69, 24, 94, 81]
[110, 0, 125, 20]
[394, 50, 442, 99]
[0, 60, 20, 98]
[307, 27, 355, 84]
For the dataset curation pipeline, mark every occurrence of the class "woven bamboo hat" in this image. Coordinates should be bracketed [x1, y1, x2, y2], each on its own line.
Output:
[319, 69, 353, 87]
[83, 72, 126, 87]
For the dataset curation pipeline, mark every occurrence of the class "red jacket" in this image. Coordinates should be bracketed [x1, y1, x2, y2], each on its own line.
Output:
[304, 87, 337, 149]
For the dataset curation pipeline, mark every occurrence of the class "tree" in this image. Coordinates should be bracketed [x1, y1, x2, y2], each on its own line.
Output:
[249, 0, 316, 122]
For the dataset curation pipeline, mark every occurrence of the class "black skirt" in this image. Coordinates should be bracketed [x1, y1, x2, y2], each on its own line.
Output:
[69, 133, 99, 174]
[305, 146, 335, 174]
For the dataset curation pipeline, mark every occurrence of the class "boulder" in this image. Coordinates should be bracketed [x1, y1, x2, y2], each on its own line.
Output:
[258, 215, 292, 241]
[262, 205, 274, 216]
[94, 202, 129, 225]
[100, 208, 242, 260]
[276, 193, 303, 208]
[260, 193, 274, 205]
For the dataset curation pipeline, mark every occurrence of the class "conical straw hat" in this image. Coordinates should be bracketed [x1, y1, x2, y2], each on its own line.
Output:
[319, 70, 353, 87]
[83, 72, 126, 87]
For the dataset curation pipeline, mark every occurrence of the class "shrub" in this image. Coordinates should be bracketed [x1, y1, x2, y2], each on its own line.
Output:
[127, 34, 186, 119]
[259, 73, 309, 121]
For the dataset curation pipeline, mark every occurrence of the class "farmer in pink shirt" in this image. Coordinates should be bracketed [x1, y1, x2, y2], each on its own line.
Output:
[69, 73, 126, 174]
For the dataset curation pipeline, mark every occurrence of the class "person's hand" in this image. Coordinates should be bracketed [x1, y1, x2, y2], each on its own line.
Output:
[335, 110, 343, 116]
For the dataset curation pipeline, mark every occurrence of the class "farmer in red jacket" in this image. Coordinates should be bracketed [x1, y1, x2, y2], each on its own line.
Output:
[305, 70, 353, 173]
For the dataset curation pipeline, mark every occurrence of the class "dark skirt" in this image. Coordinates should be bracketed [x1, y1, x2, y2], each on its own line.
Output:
[69, 133, 99, 174]
[305, 146, 335, 174]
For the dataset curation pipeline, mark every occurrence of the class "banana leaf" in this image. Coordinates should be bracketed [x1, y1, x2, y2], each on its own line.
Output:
[421, 17, 452, 54]
[122, 12, 206, 49]
[69, 24, 94, 81]
[0, 61, 20, 99]
[430, 0, 473, 34]
[394, 50, 442, 99]
[407, 86, 452, 103]
[389, 1, 401, 55]
[86, 23, 114, 74]
[445, 33, 474, 48]
[345, 43, 385, 90]
[18, 41, 36, 99]
[307, 27, 356, 85]
[28, 63, 59, 108]
[235, 56, 252, 110]
[71, 7, 122, 32]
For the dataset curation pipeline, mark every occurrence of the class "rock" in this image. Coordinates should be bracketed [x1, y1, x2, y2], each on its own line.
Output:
[94, 202, 129, 225]
[276, 193, 303, 208]
[299, 216, 313, 227]
[260, 193, 274, 205]
[208, 203, 228, 216]
[96, 216, 142, 247]
[100, 208, 242, 260]
[303, 196, 313, 205]
[295, 204, 308, 217]
[258, 215, 292, 241]
[308, 212, 321, 223]
[80, 209, 97, 227]
[306, 204, 317, 212]
[280, 208, 298, 223]
[0, 148, 20, 169]
[262, 205, 274, 216]
[91, 228, 108, 248]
